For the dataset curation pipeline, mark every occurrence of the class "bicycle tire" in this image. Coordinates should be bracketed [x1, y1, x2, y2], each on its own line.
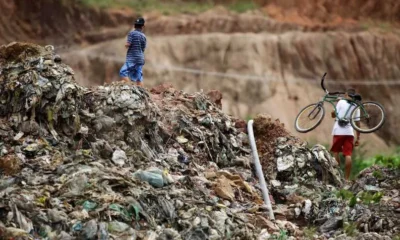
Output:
[295, 103, 325, 133]
[350, 101, 385, 133]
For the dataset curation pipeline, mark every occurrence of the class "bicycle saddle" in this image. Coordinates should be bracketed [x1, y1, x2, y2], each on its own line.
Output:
[348, 93, 362, 101]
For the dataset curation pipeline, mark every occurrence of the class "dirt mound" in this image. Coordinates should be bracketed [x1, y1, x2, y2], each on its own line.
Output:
[253, 115, 295, 174]
[0, 0, 135, 46]
[256, 0, 400, 28]
[1, 42, 399, 240]
[0, 42, 336, 239]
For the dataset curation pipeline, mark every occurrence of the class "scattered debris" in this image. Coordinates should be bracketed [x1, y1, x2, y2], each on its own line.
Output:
[0, 42, 399, 239]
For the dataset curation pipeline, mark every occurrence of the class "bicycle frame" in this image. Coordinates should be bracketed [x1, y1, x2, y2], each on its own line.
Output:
[317, 93, 369, 121]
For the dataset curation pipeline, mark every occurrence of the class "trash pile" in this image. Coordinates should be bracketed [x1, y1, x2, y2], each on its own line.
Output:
[0, 42, 399, 240]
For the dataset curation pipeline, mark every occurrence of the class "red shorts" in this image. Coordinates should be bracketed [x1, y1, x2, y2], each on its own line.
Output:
[330, 135, 354, 156]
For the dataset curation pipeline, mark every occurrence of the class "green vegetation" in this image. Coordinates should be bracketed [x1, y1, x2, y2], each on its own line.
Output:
[372, 169, 384, 179]
[336, 143, 400, 179]
[358, 191, 383, 204]
[336, 188, 383, 206]
[343, 221, 358, 236]
[246, 115, 254, 121]
[350, 151, 400, 179]
[360, 19, 397, 32]
[269, 229, 288, 240]
[79, 0, 258, 14]
[303, 226, 317, 239]
[336, 189, 354, 200]
[227, 1, 257, 13]
[336, 189, 357, 207]
[306, 139, 399, 180]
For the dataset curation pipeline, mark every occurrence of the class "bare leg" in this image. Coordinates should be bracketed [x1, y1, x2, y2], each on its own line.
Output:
[333, 152, 340, 166]
[120, 77, 130, 83]
[344, 155, 352, 180]
[136, 81, 143, 87]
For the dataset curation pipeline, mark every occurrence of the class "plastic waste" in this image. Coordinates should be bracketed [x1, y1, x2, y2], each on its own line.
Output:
[82, 200, 98, 211]
[97, 222, 109, 240]
[132, 168, 173, 188]
[83, 219, 98, 239]
[108, 221, 130, 233]
[112, 148, 127, 167]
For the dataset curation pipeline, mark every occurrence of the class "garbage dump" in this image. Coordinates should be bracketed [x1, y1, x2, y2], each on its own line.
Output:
[0, 42, 399, 240]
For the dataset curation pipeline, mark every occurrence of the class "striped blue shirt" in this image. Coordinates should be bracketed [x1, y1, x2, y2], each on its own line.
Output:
[126, 29, 146, 65]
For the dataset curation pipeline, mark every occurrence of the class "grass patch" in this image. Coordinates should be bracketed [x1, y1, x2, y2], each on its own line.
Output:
[80, 0, 258, 14]
[357, 191, 383, 205]
[360, 19, 398, 32]
[336, 189, 354, 200]
[336, 189, 357, 207]
[228, 0, 257, 13]
[343, 221, 358, 236]
[336, 188, 383, 207]
[246, 115, 254, 121]
[303, 226, 317, 240]
[269, 229, 288, 240]
[372, 169, 384, 179]
[350, 149, 400, 179]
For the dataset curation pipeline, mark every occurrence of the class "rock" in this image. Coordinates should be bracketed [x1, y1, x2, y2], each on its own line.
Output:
[277, 155, 295, 172]
[320, 217, 343, 233]
[270, 180, 281, 187]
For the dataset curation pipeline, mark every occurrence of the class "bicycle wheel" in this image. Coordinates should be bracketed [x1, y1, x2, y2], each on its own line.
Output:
[295, 103, 325, 133]
[350, 101, 385, 133]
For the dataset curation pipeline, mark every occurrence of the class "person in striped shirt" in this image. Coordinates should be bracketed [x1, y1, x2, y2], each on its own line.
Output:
[119, 17, 147, 86]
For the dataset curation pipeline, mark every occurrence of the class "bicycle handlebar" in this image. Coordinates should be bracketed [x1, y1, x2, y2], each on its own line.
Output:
[321, 72, 328, 93]
[329, 91, 346, 95]
[320, 72, 345, 95]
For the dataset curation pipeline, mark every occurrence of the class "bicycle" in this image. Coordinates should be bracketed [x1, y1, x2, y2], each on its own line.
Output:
[294, 73, 386, 133]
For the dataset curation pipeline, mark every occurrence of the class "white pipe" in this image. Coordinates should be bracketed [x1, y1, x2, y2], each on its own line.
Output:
[247, 120, 275, 220]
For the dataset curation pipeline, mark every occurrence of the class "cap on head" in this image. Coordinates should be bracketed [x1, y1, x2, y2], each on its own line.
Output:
[135, 17, 145, 27]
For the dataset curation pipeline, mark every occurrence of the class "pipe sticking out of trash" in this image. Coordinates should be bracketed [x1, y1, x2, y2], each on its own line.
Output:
[247, 120, 275, 220]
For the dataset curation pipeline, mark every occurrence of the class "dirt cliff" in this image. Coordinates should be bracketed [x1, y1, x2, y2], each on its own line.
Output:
[144, 7, 368, 35]
[0, 0, 135, 46]
[256, 0, 400, 27]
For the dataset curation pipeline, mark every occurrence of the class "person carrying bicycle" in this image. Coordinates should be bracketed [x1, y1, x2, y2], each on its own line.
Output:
[295, 73, 386, 180]
[330, 89, 361, 180]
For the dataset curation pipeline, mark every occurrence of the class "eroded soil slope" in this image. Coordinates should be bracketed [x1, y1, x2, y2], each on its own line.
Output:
[0, 0, 135, 46]
[257, 0, 400, 27]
